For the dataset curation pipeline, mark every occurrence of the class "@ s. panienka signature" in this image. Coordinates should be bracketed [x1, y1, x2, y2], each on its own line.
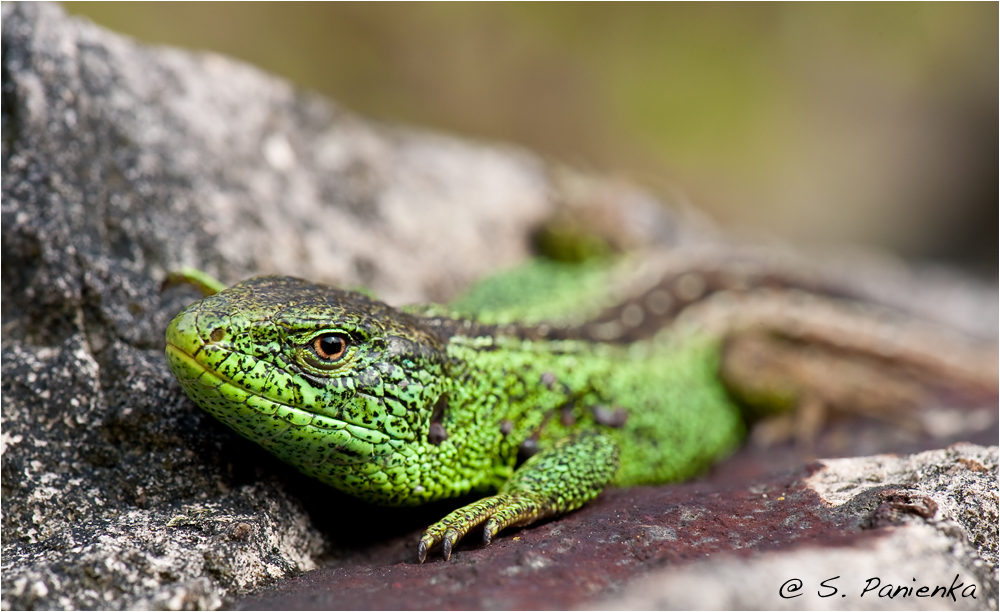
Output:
[779, 574, 978, 601]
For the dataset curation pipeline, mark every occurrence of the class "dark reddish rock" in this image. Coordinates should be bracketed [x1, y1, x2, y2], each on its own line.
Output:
[235, 443, 998, 610]
[236, 471, 854, 610]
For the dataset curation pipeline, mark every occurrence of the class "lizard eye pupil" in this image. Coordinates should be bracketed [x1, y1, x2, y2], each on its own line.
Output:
[313, 334, 347, 361]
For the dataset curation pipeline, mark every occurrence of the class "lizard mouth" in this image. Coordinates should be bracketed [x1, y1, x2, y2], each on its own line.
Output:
[166, 338, 417, 505]
[165, 341, 380, 452]
[165, 308, 396, 462]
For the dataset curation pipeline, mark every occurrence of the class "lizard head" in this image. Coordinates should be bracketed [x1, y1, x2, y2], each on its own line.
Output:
[165, 275, 448, 505]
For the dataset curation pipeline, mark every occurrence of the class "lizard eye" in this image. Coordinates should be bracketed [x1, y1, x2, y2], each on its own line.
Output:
[312, 334, 348, 361]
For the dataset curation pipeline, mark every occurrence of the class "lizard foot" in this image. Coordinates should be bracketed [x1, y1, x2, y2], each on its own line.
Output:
[417, 492, 544, 562]
[417, 430, 619, 562]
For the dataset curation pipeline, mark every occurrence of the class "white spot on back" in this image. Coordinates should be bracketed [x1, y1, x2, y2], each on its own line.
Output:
[645, 289, 673, 315]
[621, 303, 645, 328]
[590, 320, 623, 341]
[675, 273, 707, 301]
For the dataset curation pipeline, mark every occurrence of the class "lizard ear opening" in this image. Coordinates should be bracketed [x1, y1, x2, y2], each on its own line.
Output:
[428, 394, 449, 445]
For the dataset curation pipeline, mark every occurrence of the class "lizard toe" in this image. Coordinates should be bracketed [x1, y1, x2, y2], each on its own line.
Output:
[417, 494, 523, 561]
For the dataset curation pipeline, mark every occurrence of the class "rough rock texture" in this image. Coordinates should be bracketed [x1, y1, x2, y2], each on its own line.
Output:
[806, 444, 999, 570]
[598, 444, 999, 611]
[235, 445, 998, 611]
[1, 3, 997, 611]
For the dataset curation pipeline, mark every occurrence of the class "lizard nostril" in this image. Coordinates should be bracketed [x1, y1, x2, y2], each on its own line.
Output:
[209, 327, 225, 343]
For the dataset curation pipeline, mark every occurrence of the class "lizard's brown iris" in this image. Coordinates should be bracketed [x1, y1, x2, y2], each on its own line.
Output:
[312, 334, 347, 361]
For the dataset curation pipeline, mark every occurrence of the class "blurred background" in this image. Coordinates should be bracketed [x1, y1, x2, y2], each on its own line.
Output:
[63, 2, 997, 277]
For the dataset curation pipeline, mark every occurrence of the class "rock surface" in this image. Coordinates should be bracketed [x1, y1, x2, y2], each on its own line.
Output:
[1, 3, 996, 611]
[597, 444, 998, 611]
[236, 445, 998, 611]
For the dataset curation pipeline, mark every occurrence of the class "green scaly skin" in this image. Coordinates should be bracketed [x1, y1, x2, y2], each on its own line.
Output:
[164, 261, 744, 562]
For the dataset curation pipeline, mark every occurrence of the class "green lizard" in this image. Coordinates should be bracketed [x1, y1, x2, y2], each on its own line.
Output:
[163, 256, 993, 562]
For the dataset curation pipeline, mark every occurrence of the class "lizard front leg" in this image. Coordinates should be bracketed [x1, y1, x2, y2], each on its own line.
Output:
[418, 430, 619, 562]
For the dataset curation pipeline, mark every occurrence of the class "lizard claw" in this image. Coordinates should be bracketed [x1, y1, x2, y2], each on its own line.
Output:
[442, 529, 458, 561]
[416, 493, 542, 562]
[483, 518, 500, 545]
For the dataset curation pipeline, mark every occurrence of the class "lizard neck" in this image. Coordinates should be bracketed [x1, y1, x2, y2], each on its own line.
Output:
[407, 331, 617, 494]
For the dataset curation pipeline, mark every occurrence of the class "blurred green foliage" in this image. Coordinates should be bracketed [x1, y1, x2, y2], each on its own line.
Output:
[62, 2, 996, 270]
